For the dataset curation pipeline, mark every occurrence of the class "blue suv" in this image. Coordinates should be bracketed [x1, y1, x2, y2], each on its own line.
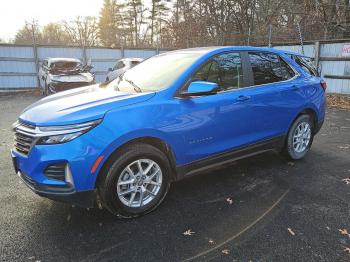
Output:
[11, 47, 326, 218]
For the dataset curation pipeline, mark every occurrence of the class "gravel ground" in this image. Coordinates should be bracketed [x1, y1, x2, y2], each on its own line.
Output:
[0, 94, 349, 262]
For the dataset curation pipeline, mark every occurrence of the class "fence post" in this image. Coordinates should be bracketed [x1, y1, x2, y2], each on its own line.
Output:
[314, 41, 320, 68]
[30, 23, 40, 89]
[121, 45, 125, 58]
[82, 44, 88, 64]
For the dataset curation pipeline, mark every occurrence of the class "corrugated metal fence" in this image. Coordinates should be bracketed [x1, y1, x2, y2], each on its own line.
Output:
[0, 42, 349, 94]
[0, 44, 170, 90]
[274, 42, 350, 94]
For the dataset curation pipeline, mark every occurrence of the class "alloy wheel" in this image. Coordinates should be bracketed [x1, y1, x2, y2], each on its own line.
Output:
[292, 121, 311, 153]
[117, 159, 163, 208]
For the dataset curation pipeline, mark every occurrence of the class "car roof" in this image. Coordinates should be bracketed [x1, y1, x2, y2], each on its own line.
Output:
[163, 46, 300, 57]
[276, 49, 312, 58]
[46, 58, 82, 64]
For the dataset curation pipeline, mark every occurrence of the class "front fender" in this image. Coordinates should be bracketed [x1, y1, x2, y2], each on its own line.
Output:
[89, 121, 179, 186]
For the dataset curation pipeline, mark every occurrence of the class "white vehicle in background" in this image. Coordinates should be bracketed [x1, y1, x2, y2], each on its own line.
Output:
[39, 58, 95, 95]
[106, 58, 143, 81]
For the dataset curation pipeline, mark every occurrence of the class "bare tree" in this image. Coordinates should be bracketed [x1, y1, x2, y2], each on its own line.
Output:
[41, 23, 71, 45]
[63, 16, 100, 47]
[14, 20, 42, 45]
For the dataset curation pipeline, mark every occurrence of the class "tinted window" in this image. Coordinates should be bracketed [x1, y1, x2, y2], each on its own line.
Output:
[193, 52, 243, 91]
[249, 52, 294, 85]
[293, 55, 318, 76]
[115, 61, 125, 70]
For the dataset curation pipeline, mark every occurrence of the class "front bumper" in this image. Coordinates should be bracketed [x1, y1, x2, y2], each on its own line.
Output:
[14, 157, 96, 208]
[10, 127, 105, 208]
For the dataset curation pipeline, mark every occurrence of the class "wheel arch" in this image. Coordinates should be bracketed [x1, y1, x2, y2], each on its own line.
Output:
[296, 108, 318, 131]
[94, 136, 178, 188]
[287, 107, 318, 137]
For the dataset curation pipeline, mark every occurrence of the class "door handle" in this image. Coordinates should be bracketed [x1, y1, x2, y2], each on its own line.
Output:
[236, 95, 251, 102]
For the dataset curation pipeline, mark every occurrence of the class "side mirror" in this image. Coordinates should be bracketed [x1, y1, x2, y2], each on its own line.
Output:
[108, 68, 113, 72]
[180, 81, 218, 97]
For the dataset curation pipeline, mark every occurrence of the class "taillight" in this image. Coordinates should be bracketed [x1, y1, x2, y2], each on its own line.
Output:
[320, 80, 327, 91]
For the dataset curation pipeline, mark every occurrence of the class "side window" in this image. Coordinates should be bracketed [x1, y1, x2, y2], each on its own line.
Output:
[294, 55, 317, 76]
[114, 61, 125, 70]
[249, 52, 295, 85]
[192, 52, 243, 91]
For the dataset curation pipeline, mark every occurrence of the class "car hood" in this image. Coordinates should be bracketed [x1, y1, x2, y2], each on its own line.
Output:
[49, 72, 94, 83]
[19, 84, 155, 126]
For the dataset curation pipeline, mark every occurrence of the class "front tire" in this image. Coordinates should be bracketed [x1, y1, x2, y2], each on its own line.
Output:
[283, 114, 314, 160]
[98, 144, 171, 218]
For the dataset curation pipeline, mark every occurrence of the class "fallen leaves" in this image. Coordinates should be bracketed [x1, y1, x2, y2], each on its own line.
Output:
[221, 249, 230, 255]
[339, 229, 350, 238]
[342, 178, 350, 185]
[287, 228, 296, 236]
[226, 198, 233, 205]
[183, 229, 195, 236]
[327, 95, 350, 110]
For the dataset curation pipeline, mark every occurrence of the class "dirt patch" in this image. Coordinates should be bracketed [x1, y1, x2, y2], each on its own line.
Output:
[327, 94, 350, 110]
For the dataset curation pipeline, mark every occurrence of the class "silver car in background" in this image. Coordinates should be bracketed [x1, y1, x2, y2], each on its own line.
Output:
[106, 58, 143, 81]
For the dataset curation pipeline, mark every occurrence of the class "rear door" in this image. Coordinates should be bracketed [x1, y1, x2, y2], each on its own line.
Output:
[243, 51, 306, 138]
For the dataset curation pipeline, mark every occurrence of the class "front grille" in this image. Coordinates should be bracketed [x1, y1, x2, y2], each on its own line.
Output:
[44, 164, 66, 181]
[13, 121, 37, 156]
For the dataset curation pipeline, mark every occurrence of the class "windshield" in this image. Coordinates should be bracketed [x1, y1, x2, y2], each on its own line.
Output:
[105, 52, 202, 92]
[50, 61, 82, 74]
[51, 61, 80, 70]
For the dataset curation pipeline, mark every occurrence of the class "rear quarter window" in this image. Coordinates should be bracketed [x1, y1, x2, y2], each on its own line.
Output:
[293, 55, 318, 76]
[249, 52, 295, 85]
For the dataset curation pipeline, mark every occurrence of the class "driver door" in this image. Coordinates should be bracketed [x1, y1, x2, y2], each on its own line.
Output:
[175, 52, 259, 164]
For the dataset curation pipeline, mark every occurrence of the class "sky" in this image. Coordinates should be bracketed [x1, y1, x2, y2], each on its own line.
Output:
[0, 0, 104, 41]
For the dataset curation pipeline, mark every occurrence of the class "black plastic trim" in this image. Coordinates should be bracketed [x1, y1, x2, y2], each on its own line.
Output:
[176, 135, 285, 179]
[18, 171, 96, 208]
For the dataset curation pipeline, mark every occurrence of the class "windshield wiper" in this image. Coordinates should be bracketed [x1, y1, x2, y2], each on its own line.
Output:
[124, 78, 142, 93]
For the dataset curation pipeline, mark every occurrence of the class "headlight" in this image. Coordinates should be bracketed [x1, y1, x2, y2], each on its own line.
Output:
[37, 119, 102, 145]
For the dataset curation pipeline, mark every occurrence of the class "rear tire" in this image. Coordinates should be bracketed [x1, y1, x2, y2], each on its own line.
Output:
[283, 114, 314, 160]
[98, 143, 171, 218]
